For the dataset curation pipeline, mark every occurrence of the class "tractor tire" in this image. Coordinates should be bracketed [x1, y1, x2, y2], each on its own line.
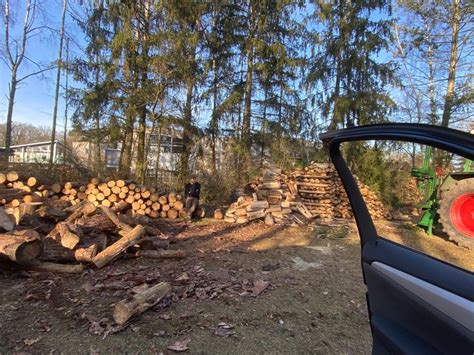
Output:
[438, 178, 474, 249]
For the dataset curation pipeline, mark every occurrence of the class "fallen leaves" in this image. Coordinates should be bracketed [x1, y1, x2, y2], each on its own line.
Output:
[212, 322, 236, 337]
[252, 280, 270, 297]
[168, 338, 191, 352]
[23, 337, 40, 346]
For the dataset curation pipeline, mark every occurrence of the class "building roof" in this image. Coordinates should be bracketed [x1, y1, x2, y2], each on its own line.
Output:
[1, 140, 68, 149]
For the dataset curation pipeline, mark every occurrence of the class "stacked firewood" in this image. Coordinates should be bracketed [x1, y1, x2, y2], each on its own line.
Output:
[223, 162, 389, 224]
[223, 171, 313, 225]
[0, 198, 185, 273]
[0, 172, 189, 220]
[293, 162, 389, 220]
[292, 163, 337, 219]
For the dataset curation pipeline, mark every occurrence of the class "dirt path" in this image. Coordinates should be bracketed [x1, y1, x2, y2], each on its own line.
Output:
[0, 219, 470, 354]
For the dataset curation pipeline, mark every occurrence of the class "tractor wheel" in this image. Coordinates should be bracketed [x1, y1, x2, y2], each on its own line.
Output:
[438, 178, 474, 249]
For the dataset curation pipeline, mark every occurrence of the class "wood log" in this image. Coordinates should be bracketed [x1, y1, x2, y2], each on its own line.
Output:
[167, 208, 178, 219]
[116, 179, 125, 188]
[111, 186, 121, 195]
[173, 200, 184, 211]
[112, 200, 129, 213]
[0, 173, 6, 184]
[113, 281, 171, 325]
[56, 222, 81, 249]
[24, 261, 84, 273]
[224, 216, 235, 223]
[194, 207, 205, 218]
[247, 210, 265, 221]
[234, 208, 247, 217]
[92, 225, 145, 268]
[101, 199, 112, 207]
[246, 201, 269, 212]
[50, 183, 62, 195]
[136, 249, 185, 259]
[40, 238, 98, 263]
[158, 195, 168, 205]
[26, 177, 37, 187]
[100, 206, 132, 232]
[213, 209, 224, 220]
[236, 217, 249, 223]
[168, 192, 177, 203]
[6, 171, 19, 182]
[74, 245, 98, 262]
[264, 213, 275, 226]
[0, 230, 42, 264]
[19, 202, 42, 222]
[47, 201, 96, 239]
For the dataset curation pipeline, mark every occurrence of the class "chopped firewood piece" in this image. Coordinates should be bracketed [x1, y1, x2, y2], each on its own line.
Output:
[0, 230, 42, 264]
[113, 281, 171, 325]
[135, 249, 186, 259]
[92, 225, 145, 269]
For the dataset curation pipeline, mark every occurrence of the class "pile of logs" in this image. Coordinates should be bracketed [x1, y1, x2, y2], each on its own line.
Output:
[0, 172, 189, 220]
[292, 162, 389, 220]
[223, 162, 390, 224]
[223, 171, 313, 226]
[0, 197, 185, 273]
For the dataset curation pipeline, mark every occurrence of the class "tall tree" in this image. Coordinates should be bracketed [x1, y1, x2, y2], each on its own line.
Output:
[1, 0, 52, 163]
[441, 0, 460, 127]
[70, 3, 119, 176]
[307, 0, 394, 129]
[49, 0, 67, 165]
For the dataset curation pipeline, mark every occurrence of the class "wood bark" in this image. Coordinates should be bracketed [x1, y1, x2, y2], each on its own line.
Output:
[135, 249, 186, 259]
[0, 230, 42, 264]
[441, 0, 460, 128]
[113, 281, 171, 325]
[24, 261, 84, 273]
[92, 225, 145, 269]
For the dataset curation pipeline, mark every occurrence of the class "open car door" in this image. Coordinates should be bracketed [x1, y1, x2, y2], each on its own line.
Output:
[320, 124, 474, 354]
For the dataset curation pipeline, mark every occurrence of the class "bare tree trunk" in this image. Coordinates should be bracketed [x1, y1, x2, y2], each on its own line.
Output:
[136, 101, 147, 184]
[241, 46, 253, 150]
[63, 38, 69, 146]
[49, 0, 67, 165]
[441, 0, 460, 128]
[4, 70, 17, 162]
[260, 89, 268, 168]
[427, 38, 437, 124]
[241, 0, 256, 152]
[210, 58, 218, 172]
[154, 125, 162, 184]
[180, 77, 195, 183]
[119, 116, 134, 177]
[3, 0, 32, 164]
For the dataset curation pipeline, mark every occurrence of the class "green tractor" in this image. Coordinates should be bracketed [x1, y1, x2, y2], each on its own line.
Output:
[412, 146, 474, 249]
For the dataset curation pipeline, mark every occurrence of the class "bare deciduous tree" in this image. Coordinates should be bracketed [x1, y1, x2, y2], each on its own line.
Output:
[1, 0, 52, 162]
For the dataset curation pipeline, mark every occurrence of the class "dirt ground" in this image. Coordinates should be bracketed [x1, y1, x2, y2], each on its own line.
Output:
[1, 218, 472, 354]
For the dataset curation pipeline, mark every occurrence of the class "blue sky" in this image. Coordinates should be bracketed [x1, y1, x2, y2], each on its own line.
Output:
[1, 0, 84, 129]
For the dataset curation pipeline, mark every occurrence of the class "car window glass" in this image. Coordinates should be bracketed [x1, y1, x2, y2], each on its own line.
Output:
[340, 140, 474, 273]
